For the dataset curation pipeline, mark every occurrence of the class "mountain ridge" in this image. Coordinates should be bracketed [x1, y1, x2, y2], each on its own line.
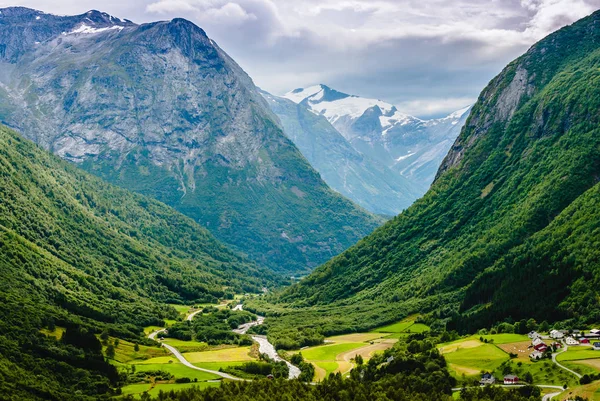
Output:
[0, 7, 382, 274]
[283, 84, 471, 193]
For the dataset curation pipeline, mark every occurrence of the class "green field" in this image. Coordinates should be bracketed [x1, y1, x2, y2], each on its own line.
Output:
[105, 338, 167, 364]
[162, 338, 209, 353]
[169, 304, 193, 316]
[443, 343, 508, 372]
[315, 361, 339, 377]
[557, 347, 600, 362]
[371, 316, 430, 335]
[121, 381, 221, 398]
[480, 334, 530, 344]
[302, 343, 365, 361]
[194, 361, 246, 371]
[133, 363, 219, 381]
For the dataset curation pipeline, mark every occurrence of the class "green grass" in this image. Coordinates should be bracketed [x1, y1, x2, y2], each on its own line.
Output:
[372, 321, 414, 333]
[144, 326, 164, 336]
[557, 347, 600, 362]
[147, 382, 220, 397]
[39, 326, 66, 340]
[169, 304, 193, 316]
[121, 382, 221, 398]
[480, 334, 530, 344]
[162, 338, 208, 353]
[106, 338, 167, 364]
[443, 343, 509, 372]
[121, 383, 152, 396]
[193, 361, 245, 371]
[315, 361, 339, 377]
[371, 316, 430, 334]
[302, 343, 365, 361]
[132, 363, 220, 381]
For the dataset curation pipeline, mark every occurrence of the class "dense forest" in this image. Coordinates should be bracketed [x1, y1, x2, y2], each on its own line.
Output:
[252, 9, 600, 337]
[0, 125, 281, 399]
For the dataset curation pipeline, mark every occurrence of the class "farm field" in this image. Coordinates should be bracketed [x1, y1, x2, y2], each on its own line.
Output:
[557, 346, 599, 362]
[184, 346, 254, 363]
[132, 362, 220, 381]
[162, 338, 209, 353]
[480, 334, 530, 344]
[371, 315, 430, 335]
[104, 338, 168, 364]
[121, 381, 221, 398]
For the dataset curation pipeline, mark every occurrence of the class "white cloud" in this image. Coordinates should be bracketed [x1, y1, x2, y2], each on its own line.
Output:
[5, 0, 600, 116]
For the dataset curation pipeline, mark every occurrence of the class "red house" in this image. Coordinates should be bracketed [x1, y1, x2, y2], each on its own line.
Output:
[504, 375, 519, 385]
[534, 343, 548, 353]
[581, 338, 590, 344]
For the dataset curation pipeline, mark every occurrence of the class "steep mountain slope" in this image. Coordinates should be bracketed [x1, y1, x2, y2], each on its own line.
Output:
[284, 85, 470, 192]
[0, 7, 381, 274]
[262, 90, 422, 215]
[0, 124, 280, 399]
[271, 10, 600, 332]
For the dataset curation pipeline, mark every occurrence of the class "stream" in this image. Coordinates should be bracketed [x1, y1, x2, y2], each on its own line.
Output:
[233, 304, 301, 379]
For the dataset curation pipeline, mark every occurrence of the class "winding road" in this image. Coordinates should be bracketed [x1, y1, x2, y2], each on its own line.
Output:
[148, 303, 300, 380]
[552, 342, 582, 379]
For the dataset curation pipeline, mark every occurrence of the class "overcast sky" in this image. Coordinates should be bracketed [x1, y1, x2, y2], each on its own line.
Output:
[4, 0, 600, 117]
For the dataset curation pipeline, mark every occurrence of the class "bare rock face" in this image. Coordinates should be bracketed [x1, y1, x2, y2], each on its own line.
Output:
[0, 7, 381, 274]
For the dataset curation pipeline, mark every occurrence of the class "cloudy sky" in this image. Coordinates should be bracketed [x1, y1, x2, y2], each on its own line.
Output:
[4, 0, 600, 117]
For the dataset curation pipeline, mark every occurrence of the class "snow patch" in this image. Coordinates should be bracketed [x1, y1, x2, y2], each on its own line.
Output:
[35, 16, 40, 20]
[67, 24, 124, 35]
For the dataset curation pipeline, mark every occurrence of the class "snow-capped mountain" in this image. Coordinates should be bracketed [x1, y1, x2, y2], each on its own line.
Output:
[263, 90, 422, 215]
[284, 84, 471, 191]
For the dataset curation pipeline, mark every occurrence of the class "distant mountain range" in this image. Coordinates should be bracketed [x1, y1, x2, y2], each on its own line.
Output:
[276, 84, 470, 214]
[0, 7, 381, 274]
[276, 10, 600, 333]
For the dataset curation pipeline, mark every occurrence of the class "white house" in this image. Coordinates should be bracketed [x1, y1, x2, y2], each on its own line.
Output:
[550, 330, 565, 339]
[590, 329, 600, 335]
[529, 350, 543, 360]
[528, 331, 541, 339]
[566, 337, 579, 346]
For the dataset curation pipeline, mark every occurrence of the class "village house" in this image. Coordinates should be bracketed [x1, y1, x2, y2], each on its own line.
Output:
[593, 342, 600, 351]
[529, 350, 544, 360]
[572, 330, 582, 338]
[550, 330, 565, 339]
[528, 331, 541, 340]
[534, 343, 548, 353]
[532, 337, 545, 347]
[566, 337, 579, 346]
[504, 375, 519, 385]
[590, 329, 600, 335]
[581, 338, 590, 345]
[480, 373, 495, 385]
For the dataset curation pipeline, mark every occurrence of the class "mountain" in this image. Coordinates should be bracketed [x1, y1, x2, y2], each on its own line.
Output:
[0, 7, 381, 274]
[261, 90, 422, 215]
[0, 123, 283, 399]
[283, 85, 471, 193]
[267, 10, 600, 334]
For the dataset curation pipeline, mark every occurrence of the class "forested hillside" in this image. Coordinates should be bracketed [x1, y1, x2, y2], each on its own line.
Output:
[0, 7, 381, 275]
[261, 10, 600, 334]
[0, 125, 279, 399]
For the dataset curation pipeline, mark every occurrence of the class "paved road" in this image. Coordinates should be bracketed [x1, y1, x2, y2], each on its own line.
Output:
[552, 342, 582, 379]
[150, 304, 301, 380]
[452, 384, 564, 401]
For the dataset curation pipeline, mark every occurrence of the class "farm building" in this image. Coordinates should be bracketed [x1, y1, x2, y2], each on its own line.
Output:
[529, 350, 543, 360]
[593, 342, 600, 351]
[504, 375, 519, 385]
[528, 331, 541, 339]
[532, 337, 545, 347]
[565, 337, 579, 346]
[480, 373, 495, 385]
[581, 338, 590, 344]
[550, 330, 565, 339]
